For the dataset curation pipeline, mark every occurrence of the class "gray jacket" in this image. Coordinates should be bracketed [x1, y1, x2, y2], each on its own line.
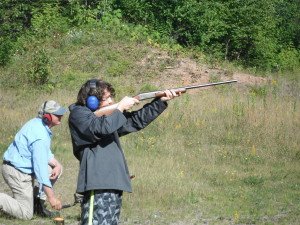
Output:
[68, 99, 167, 193]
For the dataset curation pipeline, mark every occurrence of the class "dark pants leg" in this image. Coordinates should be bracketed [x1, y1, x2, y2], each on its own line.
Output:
[81, 190, 123, 225]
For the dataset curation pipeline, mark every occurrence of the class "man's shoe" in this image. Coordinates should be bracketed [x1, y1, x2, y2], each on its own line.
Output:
[34, 197, 59, 218]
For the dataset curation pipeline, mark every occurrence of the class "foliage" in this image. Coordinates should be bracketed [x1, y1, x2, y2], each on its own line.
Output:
[0, 0, 32, 65]
[0, 38, 13, 65]
[277, 47, 300, 72]
[114, 0, 300, 72]
[275, 0, 300, 49]
[0, 0, 299, 77]
[27, 48, 52, 86]
[30, 3, 69, 38]
[63, 0, 100, 26]
[0, 0, 69, 66]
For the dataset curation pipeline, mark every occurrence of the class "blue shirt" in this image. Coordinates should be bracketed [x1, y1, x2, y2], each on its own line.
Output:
[3, 118, 54, 188]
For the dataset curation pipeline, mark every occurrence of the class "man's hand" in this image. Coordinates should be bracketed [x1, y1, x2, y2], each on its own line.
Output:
[160, 89, 180, 102]
[44, 186, 62, 210]
[117, 96, 140, 112]
[48, 196, 62, 210]
[50, 164, 62, 180]
[48, 158, 62, 180]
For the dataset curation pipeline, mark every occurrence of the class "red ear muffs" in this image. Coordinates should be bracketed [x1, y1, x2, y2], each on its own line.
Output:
[42, 113, 52, 124]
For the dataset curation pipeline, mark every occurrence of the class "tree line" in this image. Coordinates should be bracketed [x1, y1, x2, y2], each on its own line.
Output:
[1, 0, 299, 72]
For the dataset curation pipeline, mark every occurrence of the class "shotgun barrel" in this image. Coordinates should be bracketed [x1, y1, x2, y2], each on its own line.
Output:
[94, 80, 237, 117]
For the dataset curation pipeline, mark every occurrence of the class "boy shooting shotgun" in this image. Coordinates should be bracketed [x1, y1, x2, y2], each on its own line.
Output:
[68, 78, 236, 225]
[94, 80, 237, 117]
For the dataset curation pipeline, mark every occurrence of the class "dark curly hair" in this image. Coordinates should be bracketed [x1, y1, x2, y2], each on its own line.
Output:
[76, 79, 115, 106]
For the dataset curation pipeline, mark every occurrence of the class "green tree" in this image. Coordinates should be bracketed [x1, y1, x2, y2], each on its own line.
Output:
[114, 0, 299, 71]
[275, 0, 300, 49]
[0, 0, 33, 65]
[0, 0, 69, 65]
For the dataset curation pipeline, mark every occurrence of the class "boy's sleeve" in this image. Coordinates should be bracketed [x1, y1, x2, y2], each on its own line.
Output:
[118, 98, 168, 136]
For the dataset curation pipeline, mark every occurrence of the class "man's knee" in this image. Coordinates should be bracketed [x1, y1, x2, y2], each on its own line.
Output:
[20, 210, 33, 220]
[0, 192, 7, 208]
[0, 193, 33, 220]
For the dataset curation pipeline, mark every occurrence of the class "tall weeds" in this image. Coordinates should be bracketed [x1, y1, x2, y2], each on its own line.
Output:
[120, 83, 300, 224]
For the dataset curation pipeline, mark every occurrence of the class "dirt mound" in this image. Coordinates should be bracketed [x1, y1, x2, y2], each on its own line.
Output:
[137, 49, 268, 88]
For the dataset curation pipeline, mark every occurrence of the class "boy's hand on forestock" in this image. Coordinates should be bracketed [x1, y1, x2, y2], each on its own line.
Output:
[117, 96, 139, 112]
[161, 89, 180, 102]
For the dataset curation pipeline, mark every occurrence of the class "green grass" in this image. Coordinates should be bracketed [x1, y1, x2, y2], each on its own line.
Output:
[0, 26, 299, 225]
[1, 85, 299, 224]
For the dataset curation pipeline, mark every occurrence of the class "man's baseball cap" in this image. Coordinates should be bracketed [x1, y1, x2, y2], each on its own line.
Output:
[39, 100, 67, 116]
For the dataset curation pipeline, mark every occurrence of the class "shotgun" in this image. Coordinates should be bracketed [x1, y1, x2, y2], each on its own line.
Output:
[94, 80, 237, 117]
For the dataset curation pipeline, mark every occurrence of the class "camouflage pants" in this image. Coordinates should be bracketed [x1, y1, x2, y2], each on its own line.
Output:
[81, 190, 123, 225]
